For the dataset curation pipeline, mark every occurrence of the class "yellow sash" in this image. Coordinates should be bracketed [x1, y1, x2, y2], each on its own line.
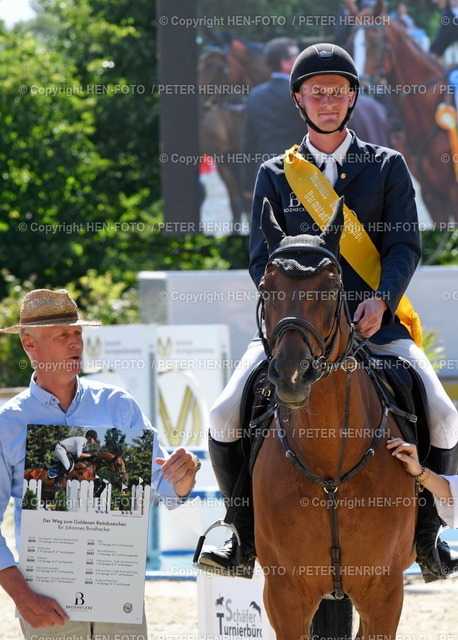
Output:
[283, 145, 423, 348]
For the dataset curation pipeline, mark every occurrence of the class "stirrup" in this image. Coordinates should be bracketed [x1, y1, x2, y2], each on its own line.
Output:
[193, 519, 241, 568]
[193, 520, 255, 578]
[418, 529, 458, 583]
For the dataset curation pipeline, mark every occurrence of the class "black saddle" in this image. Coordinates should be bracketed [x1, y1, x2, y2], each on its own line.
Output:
[358, 349, 430, 464]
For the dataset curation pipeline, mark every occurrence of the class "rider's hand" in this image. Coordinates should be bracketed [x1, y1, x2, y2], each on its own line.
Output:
[353, 297, 387, 338]
[155, 448, 200, 497]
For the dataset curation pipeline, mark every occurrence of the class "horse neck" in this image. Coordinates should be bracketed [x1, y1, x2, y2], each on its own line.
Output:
[88, 452, 112, 471]
[284, 368, 383, 478]
[385, 24, 443, 132]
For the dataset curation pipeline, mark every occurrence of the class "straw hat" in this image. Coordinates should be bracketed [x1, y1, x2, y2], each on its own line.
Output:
[0, 289, 102, 334]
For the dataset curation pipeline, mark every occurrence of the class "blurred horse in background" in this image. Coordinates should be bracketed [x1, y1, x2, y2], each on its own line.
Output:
[197, 34, 269, 226]
[361, 1, 458, 223]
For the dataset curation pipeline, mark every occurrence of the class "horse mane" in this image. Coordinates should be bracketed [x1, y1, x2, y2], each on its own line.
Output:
[95, 451, 118, 461]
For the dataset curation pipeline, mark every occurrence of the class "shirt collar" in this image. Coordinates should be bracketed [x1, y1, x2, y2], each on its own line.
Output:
[271, 72, 290, 80]
[30, 373, 83, 409]
[305, 130, 352, 167]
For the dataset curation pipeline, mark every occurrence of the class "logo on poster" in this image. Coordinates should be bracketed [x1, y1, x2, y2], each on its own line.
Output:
[68, 591, 92, 611]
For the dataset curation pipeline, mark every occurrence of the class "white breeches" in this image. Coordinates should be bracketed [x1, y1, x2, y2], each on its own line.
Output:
[55, 443, 72, 471]
[210, 338, 458, 449]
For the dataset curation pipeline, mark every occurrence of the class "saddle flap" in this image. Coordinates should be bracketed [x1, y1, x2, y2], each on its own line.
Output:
[239, 359, 276, 473]
[368, 354, 430, 463]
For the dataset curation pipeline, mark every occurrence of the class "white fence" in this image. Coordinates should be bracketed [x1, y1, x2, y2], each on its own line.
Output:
[23, 478, 149, 515]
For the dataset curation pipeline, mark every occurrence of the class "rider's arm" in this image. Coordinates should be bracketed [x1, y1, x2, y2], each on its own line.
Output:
[374, 152, 421, 320]
[249, 161, 286, 288]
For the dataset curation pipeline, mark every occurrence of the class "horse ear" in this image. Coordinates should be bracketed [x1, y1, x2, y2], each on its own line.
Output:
[320, 196, 345, 257]
[260, 198, 286, 253]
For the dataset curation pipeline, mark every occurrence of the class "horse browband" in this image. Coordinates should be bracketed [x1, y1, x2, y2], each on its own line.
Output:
[267, 244, 342, 275]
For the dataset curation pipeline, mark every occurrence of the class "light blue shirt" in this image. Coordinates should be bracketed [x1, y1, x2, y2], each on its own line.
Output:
[0, 375, 184, 571]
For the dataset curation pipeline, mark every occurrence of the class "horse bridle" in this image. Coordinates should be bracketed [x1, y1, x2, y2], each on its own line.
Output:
[256, 245, 356, 376]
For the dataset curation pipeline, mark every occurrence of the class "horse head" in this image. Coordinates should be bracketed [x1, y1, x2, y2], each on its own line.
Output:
[96, 452, 129, 483]
[259, 197, 352, 407]
[110, 453, 128, 483]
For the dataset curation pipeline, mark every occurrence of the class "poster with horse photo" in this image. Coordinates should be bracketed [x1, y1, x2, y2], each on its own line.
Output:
[19, 424, 152, 624]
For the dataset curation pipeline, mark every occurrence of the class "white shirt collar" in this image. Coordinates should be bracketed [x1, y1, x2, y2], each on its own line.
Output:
[305, 130, 352, 168]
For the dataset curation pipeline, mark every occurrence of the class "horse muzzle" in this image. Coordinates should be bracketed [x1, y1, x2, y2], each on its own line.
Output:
[268, 355, 317, 407]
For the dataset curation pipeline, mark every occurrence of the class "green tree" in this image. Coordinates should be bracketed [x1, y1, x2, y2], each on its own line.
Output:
[25, 424, 70, 469]
[102, 427, 126, 454]
[124, 429, 153, 485]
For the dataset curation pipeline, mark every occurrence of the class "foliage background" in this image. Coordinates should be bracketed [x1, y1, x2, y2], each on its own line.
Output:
[0, 0, 456, 387]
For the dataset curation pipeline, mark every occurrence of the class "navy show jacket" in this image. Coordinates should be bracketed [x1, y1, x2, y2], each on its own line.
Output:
[249, 131, 421, 344]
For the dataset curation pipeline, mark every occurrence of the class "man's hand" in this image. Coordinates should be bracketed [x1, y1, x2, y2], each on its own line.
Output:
[155, 447, 200, 497]
[353, 297, 387, 338]
[0, 566, 68, 628]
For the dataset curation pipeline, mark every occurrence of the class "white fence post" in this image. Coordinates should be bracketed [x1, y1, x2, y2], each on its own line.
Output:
[23, 479, 42, 508]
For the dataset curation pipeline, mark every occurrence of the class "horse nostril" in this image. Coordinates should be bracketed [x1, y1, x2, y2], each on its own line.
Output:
[268, 357, 281, 383]
[300, 358, 316, 382]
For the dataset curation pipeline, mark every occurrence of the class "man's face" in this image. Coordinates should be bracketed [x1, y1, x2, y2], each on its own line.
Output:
[23, 325, 84, 378]
[280, 46, 300, 75]
[294, 75, 355, 132]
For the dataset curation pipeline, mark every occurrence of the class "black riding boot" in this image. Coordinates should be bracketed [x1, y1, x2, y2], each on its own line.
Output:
[416, 444, 458, 583]
[53, 470, 66, 491]
[197, 436, 255, 578]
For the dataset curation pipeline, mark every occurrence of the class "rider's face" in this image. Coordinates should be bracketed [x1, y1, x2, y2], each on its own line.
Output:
[294, 75, 355, 132]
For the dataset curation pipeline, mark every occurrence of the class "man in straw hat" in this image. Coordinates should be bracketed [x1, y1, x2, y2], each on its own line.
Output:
[0, 289, 200, 639]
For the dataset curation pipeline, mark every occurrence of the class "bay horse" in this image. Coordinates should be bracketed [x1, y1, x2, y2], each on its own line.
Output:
[362, 2, 458, 224]
[198, 38, 270, 226]
[24, 451, 128, 497]
[252, 198, 417, 639]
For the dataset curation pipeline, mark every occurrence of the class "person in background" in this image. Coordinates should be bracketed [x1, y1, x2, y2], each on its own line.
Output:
[241, 37, 304, 199]
[430, 0, 458, 64]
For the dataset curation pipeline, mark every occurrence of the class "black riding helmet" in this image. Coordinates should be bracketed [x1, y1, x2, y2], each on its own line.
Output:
[85, 429, 98, 441]
[290, 43, 360, 134]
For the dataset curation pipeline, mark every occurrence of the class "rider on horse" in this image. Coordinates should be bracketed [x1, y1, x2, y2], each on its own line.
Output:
[197, 42, 458, 582]
[53, 429, 98, 489]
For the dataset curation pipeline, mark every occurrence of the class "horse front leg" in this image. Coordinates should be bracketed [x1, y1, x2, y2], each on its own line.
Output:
[353, 573, 404, 640]
[262, 573, 321, 640]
